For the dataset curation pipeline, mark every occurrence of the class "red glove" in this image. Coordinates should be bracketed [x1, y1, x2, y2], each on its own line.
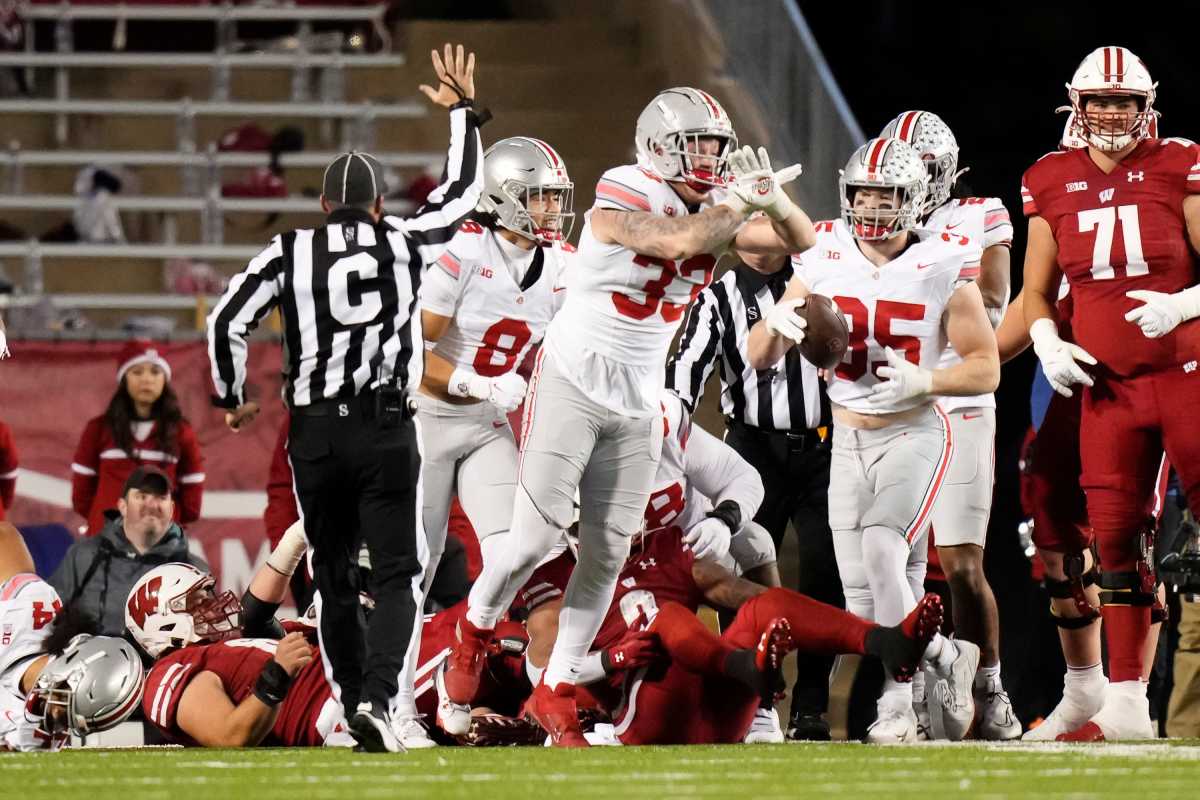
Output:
[601, 629, 664, 673]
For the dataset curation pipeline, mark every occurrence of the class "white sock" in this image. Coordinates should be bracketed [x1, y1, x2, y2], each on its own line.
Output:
[912, 670, 926, 705]
[923, 633, 959, 672]
[880, 676, 914, 713]
[975, 662, 1002, 691]
[1064, 662, 1104, 694]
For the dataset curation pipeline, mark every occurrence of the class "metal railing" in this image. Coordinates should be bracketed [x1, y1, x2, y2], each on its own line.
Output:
[696, 0, 864, 219]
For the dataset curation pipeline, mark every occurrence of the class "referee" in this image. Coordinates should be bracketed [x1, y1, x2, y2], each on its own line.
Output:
[206, 44, 484, 753]
[667, 249, 842, 741]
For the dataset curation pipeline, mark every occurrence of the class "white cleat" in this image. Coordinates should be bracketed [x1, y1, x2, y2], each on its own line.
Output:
[1022, 681, 1106, 741]
[1056, 681, 1155, 742]
[913, 699, 932, 741]
[744, 707, 785, 744]
[928, 639, 980, 741]
[975, 680, 1022, 741]
[435, 661, 472, 736]
[865, 707, 919, 744]
[391, 714, 438, 749]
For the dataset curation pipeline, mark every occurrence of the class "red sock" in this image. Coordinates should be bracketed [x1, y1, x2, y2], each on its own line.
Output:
[737, 588, 871, 655]
[1100, 603, 1151, 682]
[649, 602, 737, 677]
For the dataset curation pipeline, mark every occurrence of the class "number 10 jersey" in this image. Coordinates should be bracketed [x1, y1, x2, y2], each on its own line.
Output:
[545, 164, 720, 416]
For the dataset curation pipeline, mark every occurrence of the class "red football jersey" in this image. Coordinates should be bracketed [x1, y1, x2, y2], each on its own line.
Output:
[592, 527, 704, 651]
[1021, 139, 1200, 377]
[143, 637, 332, 747]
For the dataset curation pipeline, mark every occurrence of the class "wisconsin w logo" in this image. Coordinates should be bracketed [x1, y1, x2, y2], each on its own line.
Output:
[126, 576, 162, 628]
[1099, 188, 1115, 204]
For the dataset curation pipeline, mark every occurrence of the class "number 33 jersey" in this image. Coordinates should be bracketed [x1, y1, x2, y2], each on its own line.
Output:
[545, 164, 720, 416]
[791, 219, 981, 414]
[1021, 138, 1200, 377]
[420, 221, 573, 379]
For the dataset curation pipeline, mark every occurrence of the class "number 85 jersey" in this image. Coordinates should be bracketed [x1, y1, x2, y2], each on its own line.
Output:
[1021, 138, 1200, 377]
[791, 219, 981, 414]
[420, 221, 573, 379]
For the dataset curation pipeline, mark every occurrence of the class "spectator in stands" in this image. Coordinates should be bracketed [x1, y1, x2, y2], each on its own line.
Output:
[0, 418, 16, 519]
[71, 341, 204, 536]
[71, 166, 125, 243]
[51, 466, 209, 637]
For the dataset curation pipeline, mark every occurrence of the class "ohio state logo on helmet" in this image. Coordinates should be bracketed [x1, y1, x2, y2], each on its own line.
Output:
[838, 138, 929, 242]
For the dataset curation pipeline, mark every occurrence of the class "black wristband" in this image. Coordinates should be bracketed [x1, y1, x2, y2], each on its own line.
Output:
[706, 499, 742, 535]
[253, 660, 293, 706]
[449, 98, 474, 110]
[240, 589, 285, 640]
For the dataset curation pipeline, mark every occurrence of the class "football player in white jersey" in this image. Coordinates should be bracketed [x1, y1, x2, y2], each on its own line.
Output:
[747, 138, 1000, 743]
[441, 87, 816, 745]
[880, 111, 1019, 740]
[391, 137, 576, 748]
[0, 523, 144, 750]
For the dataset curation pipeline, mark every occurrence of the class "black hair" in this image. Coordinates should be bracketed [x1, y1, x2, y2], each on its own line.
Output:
[103, 374, 185, 458]
[43, 603, 101, 656]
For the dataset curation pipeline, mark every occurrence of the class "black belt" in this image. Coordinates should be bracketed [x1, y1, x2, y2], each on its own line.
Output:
[291, 388, 414, 419]
[725, 417, 829, 451]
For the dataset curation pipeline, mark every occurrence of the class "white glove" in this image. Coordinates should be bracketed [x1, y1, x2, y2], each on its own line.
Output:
[868, 347, 933, 406]
[449, 368, 528, 413]
[1029, 317, 1096, 398]
[1124, 287, 1200, 339]
[721, 146, 802, 221]
[267, 520, 308, 577]
[682, 517, 732, 563]
[763, 296, 807, 345]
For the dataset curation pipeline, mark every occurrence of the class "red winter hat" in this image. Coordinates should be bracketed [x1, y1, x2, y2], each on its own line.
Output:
[116, 340, 172, 384]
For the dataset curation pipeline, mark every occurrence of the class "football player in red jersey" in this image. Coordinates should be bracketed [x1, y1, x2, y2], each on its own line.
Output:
[1022, 45, 1200, 741]
[518, 526, 943, 745]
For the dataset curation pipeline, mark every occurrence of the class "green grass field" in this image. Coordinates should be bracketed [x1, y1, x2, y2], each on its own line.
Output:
[6, 742, 1200, 799]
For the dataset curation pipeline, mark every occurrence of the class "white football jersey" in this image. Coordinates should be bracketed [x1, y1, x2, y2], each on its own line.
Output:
[792, 219, 982, 415]
[923, 197, 1012, 413]
[544, 164, 723, 416]
[0, 574, 61, 752]
[643, 392, 762, 537]
[421, 221, 572, 380]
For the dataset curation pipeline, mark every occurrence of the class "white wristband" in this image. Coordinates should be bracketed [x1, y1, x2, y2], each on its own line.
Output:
[267, 521, 308, 577]
[448, 368, 489, 400]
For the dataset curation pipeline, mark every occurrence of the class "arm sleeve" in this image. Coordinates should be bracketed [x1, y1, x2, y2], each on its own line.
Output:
[665, 286, 722, 412]
[385, 106, 484, 264]
[70, 419, 101, 519]
[684, 424, 765, 526]
[206, 236, 286, 409]
[175, 424, 205, 525]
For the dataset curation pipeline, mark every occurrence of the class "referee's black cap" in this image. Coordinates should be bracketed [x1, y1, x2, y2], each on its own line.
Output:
[322, 151, 386, 206]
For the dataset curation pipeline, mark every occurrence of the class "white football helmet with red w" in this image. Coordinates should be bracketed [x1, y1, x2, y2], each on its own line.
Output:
[1063, 46, 1158, 152]
[124, 563, 241, 658]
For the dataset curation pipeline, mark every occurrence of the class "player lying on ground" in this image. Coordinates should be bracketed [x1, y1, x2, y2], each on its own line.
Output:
[747, 138, 1000, 742]
[0, 522, 143, 751]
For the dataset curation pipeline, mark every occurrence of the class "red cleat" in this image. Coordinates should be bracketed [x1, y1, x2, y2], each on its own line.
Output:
[1056, 721, 1106, 742]
[524, 680, 590, 747]
[443, 616, 493, 705]
[755, 617, 793, 701]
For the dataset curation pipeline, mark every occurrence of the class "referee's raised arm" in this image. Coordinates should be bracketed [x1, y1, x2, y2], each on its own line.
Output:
[204, 43, 486, 754]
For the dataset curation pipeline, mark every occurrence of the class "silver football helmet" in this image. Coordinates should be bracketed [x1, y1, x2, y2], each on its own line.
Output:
[479, 137, 575, 243]
[26, 634, 145, 747]
[635, 87, 737, 189]
[880, 111, 962, 215]
[839, 138, 929, 241]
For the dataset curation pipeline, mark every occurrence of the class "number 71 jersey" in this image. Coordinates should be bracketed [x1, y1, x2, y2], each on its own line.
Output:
[1021, 138, 1200, 377]
[791, 219, 981, 414]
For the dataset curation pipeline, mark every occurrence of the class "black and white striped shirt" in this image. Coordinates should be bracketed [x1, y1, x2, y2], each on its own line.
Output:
[207, 106, 483, 409]
[667, 262, 829, 432]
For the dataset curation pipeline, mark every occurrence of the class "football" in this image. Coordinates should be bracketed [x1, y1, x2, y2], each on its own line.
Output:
[797, 294, 849, 370]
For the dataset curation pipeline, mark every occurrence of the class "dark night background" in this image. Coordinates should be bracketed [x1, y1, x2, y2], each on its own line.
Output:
[800, 2, 1196, 725]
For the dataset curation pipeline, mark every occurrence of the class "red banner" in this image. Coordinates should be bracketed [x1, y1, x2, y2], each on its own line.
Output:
[1, 339, 289, 601]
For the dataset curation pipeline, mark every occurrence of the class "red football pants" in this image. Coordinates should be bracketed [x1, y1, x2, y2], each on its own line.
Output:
[614, 588, 871, 744]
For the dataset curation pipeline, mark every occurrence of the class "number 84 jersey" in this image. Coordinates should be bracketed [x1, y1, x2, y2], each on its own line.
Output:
[420, 221, 573, 379]
[1021, 138, 1200, 377]
[791, 219, 981, 414]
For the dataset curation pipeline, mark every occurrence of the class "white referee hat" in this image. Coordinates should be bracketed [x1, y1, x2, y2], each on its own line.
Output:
[322, 151, 386, 206]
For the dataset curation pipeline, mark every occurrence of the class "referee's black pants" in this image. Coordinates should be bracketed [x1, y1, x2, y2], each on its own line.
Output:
[725, 419, 843, 718]
[288, 391, 422, 714]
